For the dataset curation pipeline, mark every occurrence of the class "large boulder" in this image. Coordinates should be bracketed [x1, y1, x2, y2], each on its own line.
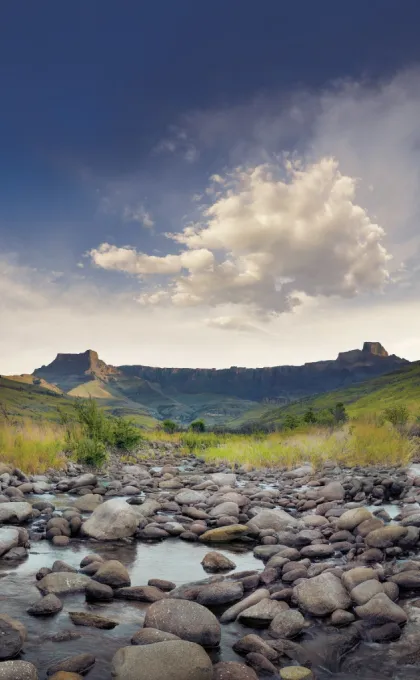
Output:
[318, 482, 345, 501]
[294, 573, 351, 616]
[0, 661, 38, 679]
[73, 495, 102, 513]
[0, 616, 26, 660]
[111, 641, 213, 680]
[0, 503, 32, 524]
[37, 572, 92, 595]
[355, 593, 407, 624]
[337, 508, 373, 531]
[0, 528, 20, 557]
[144, 599, 221, 648]
[196, 581, 243, 607]
[248, 508, 299, 533]
[365, 526, 408, 548]
[82, 499, 138, 540]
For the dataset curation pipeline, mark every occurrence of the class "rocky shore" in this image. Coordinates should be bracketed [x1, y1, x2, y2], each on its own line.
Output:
[2, 447, 420, 679]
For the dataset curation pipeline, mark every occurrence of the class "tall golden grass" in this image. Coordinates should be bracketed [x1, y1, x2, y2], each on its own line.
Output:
[0, 420, 68, 473]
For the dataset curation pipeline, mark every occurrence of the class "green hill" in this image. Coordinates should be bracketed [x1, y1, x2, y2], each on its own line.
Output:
[234, 362, 420, 428]
[0, 376, 74, 422]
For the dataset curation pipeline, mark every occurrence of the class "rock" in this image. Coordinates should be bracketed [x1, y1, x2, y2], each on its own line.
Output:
[48, 631, 81, 643]
[46, 655, 95, 676]
[355, 593, 407, 624]
[246, 652, 278, 675]
[174, 490, 207, 504]
[144, 599, 221, 648]
[115, 586, 167, 602]
[294, 573, 351, 616]
[280, 668, 313, 680]
[269, 610, 305, 638]
[52, 536, 70, 547]
[209, 502, 239, 518]
[81, 499, 139, 540]
[93, 560, 130, 588]
[368, 622, 402, 642]
[212, 661, 258, 680]
[389, 570, 420, 589]
[133, 500, 161, 518]
[365, 526, 408, 548]
[0, 616, 26, 660]
[232, 634, 278, 661]
[111, 641, 213, 680]
[0, 503, 32, 524]
[52, 560, 77, 574]
[0, 661, 38, 680]
[319, 482, 345, 501]
[73, 495, 102, 512]
[300, 544, 335, 558]
[238, 598, 288, 627]
[197, 582, 243, 606]
[248, 508, 299, 532]
[342, 567, 378, 591]
[220, 589, 270, 624]
[331, 610, 356, 626]
[199, 525, 248, 543]
[68, 612, 118, 629]
[37, 572, 92, 595]
[131, 629, 181, 645]
[337, 508, 373, 531]
[210, 473, 236, 487]
[49, 674, 83, 680]
[148, 578, 175, 591]
[69, 473, 97, 489]
[350, 580, 384, 605]
[27, 594, 62, 616]
[0, 528, 19, 557]
[85, 581, 114, 602]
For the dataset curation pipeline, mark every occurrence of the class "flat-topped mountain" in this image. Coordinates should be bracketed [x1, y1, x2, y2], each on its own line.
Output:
[26, 342, 408, 424]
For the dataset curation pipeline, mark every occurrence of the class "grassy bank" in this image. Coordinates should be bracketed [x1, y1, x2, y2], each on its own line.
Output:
[0, 420, 67, 473]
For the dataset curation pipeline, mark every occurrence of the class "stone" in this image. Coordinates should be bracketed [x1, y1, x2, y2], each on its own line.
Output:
[209, 502, 239, 518]
[220, 589, 270, 624]
[389, 570, 420, 589]
[144, 599, 221, 648]
[199, 525, 248, 543]
[365, 526, 408, 548]
[52, 536, 70, 547]
[27, 594, 62, 616]
[174, 490, 207, 504]
[238, 599, 288, 627]
[93, 560, 130, 588]
[337, 508, 373, 531]
[68, 612, 118, 629]
[355, 593, 407, 624]
[196, 581, 243, 606]
[294, 573, 351, 616]
[0, 661, 38, 680]
[37, 572, 92, 595]
[319, 482, 345, 501]
[248, 508, 299, 532]
[331, 609, 355, 626]
[85, 581, 114, 602]
[300, 544, 335, 558]
[246, 652, 278, 675]
[342, 567, 378, 591]
[0, 616, 26, 660]
[73, 494, 102, 512]
[46, 655, 95, 676]
[148, 578, 175, 591]
[0, 503, 32, 524]
[111, 641, 213, 680]
[81, 498, 139, 540]
[280, 668, 313, 680]
[269, 609, 305, 638]
[233, 634, 278, 661]
[131, 629, 181, 645]
[0, 528, 20, 557]
[213, 662, 258, 680]
[201, 552, 236, 572]
[351, 580, 384, 605]
[69, 473, 97, 489]
[210, 473, 236, 487]
[115, 586, 167, 602]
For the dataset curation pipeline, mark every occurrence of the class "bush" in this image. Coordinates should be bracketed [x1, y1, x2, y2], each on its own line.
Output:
[73, 399, 114, 445]
[383, 404, 409, 428]
[303, 407, 317, 424]
[163, 419, 177, 434]
[189, 419, 206, 433]
[282, 414, 300, 430]
[112, 417, 143, 450]
[72, 436, 108, 467]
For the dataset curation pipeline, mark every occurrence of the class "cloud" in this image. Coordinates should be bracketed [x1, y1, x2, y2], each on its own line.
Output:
[123, 204, 154, 228]
[90, 156, 390, 319]
[154, 125, 199, 163]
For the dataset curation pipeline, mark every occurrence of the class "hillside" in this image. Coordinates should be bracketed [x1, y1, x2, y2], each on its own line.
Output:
[236, 361, 420, 428]
[27, 341, 409, 425]
[0, 376, 74, 422]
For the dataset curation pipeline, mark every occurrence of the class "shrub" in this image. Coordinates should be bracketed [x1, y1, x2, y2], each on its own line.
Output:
[163, 419, 177, 434]
[383, 404, 409, 428]
[303, 407, 317, 424]
[72, 436, 108, 467]
[333, 402, 348, 424]
[282, 414, 300, 430]
[112, 417, 143, 450]
[189, 419, 206, 433]
[73, 398, 114, 445]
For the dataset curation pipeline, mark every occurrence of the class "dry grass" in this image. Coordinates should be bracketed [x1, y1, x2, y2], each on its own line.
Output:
[0, 420, 68, 473]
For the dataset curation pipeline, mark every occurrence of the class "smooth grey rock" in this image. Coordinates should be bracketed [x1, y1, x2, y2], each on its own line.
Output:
[144, 599, 220, 648]
[269, 609, 305, 638]
[37, 572, 92, 595]
[0, 528, 20, 557]
[355, 593, 407, 624]
[351, 580, 384, 605]
[111, 641, 213, 680]
[94, 560, 130, 588]
[294, 573, 351, 616]
[73, 494, 102, 512]
[0, 661, 38, 680]
[82, 499, 138, 540]
[0, 503, 32, 524]
[248, 508, 299, 532]
[220, 589, 270, 624]
[27, 594, 62, 616]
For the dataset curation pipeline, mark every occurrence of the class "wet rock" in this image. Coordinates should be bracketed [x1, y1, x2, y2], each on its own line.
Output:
[27, 594, 62, 616]
[37, 572, 92, 595]
[248, 508, 299, 532]
[197, 581, 243, 606]
[85, 581, 113, 602]
[280, 667, 313, 680]
[246, 652, 278, 675]
[330, 609, 355, 626]
[51, 560, 77, 574]
[144, 599, 221, 648]
[94, 560, 130, 588]
[0, 661, 38, 680]
[0, 503, 32, 524]
[319, 481, 345, 501]
[73, 494, 102, 512]
[342, 567, 378, 591]
[300, 544, 335, 558]
[148, 578, 175, 591]
[48, 631, 81, 643]
[269, 609, 305, 638]
[212, 661, 258, 680]
[0, 616, 26, 661]
[210, 473, 236, 487]
[68, 612, 118, 629]
[365, 622, 402, 642]
[350, 579, 384, 605]
[115, 586, 167, 602]
[389, 570, 420, 589]
[337, 508, 373, 531]
[355, 593, 407, 624]
[0, 528, 19, 557]
[46, 654, 95, 676]
[52, 536, 70, 547]
[365, 525, 408, 548]
[220, 588, 270, 624]
[174, 490, 207, 504]
[199, 525, 248, 543]
[238, 598, 288, 627]
[112, 641, 213, 680]
[232, 634, 278, 661]
[131, 628, 181, 645]
[79, 554, 104, 568]
[81, 499, 139, 540]
[294, 573, 351, 616]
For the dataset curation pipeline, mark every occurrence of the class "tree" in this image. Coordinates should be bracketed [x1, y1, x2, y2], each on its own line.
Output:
[283, 414, 300, 430]
[383, 405, 409, 428]
[190, 419, 206, 433]
[303, 407, 317, 424]
[333, 402, 348, 424]
[163, 419, 177, 434]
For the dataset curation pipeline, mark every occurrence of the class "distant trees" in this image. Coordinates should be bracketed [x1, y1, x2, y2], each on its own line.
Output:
[383, 404, 409, 428]
[189, 419, 206, 433]
[303, 407, 317, 424]
[162, 419, 177, 434]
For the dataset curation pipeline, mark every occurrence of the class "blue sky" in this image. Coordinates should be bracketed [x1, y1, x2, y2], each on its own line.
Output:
[2, 1, 420, 372]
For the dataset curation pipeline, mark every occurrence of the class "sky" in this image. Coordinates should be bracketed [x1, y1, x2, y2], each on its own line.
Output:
[2, 0, 420, 373]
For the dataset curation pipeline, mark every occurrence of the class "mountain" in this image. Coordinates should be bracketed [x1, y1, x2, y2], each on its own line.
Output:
[26, 342, 408, 425]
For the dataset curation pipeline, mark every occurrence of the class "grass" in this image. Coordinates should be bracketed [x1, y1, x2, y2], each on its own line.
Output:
[0, 420, 68, 473]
